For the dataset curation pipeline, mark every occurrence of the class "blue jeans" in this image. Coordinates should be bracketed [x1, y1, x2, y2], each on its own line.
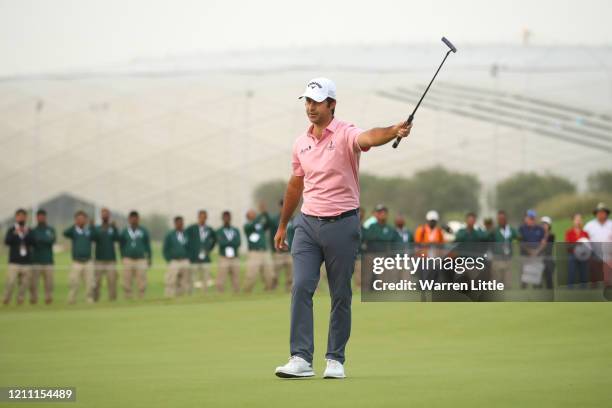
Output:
[568, 253, 588, 289]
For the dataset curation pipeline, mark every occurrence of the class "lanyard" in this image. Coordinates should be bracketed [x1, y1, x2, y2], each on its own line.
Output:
[128, 228, 138, 240]
[199, 226, 208, 241]
[501, 225, 512, 241]
[223, 228, 234, 242]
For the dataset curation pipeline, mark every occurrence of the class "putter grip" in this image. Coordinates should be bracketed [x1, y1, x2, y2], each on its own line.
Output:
[392, 114, 414, 149]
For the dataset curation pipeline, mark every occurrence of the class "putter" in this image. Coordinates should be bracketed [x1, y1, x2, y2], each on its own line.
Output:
[392, 36, 457, 148]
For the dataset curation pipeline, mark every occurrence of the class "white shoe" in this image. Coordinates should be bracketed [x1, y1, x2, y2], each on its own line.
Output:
[275, 356, 315, 378]
[323, 359, 346, 379]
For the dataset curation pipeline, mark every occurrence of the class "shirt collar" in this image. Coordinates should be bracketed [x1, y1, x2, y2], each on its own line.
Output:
[307, 117, 338, 142]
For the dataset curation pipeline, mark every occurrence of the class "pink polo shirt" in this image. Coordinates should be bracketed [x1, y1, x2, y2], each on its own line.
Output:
[291, 117, 368, 217]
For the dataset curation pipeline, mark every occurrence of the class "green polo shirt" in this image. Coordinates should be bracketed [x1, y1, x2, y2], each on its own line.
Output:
[364, 222, 402, 252]
[185, 223, 216, 263]
[455, 227, 487, 243]
[63, 225, 93, 261]
[31, 224, 56, 265]
[92, 224, 119, 261]
[216, 226, 241, 258]
[119, 226, 152, 261]
[163, 230, 189, 262]
[489, 225, 518, 258]
[244, 213, 269, 251]
[269, 213, 280, 252]
[396, 227, 414, 246]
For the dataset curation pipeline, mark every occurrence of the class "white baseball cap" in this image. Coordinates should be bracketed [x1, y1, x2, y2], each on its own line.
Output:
[299, 77, 336, 102]
[426, 210, 440, 221]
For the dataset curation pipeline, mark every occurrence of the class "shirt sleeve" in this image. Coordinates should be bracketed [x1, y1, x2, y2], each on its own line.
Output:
[291, 140, 305, 177]
[345, 124, 369, 153]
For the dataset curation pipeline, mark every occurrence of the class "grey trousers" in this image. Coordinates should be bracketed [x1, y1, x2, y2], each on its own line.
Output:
[290, 212, 360, 364]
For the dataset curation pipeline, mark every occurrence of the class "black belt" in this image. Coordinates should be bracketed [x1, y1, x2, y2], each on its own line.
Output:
[303, 208, 358, 222]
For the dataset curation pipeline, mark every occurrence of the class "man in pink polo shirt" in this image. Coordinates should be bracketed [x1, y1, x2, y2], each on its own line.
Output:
[273, 77, 412, 379]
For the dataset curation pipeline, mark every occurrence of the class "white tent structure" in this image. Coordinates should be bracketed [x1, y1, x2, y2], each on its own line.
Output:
[1, 44, 610, 223]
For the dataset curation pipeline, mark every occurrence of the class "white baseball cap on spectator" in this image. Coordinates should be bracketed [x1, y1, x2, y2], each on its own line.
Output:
[299, 77, 337, 102]
[426, 210, 440, 222]
[541, 216, 552, 225]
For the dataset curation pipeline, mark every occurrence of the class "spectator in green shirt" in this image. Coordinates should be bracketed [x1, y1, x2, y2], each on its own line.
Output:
[363, 205, 402, 290]
[163, 216, 191, 297]
[243, 207, 273, 293]
[394, 214, 414, 246]
[215, 211, 241, 293]
[30, 209, 56, 305]
[363, 204, 402, 253]
[63, 210, 94, 304]
[91, 207, 120, 302]
[489, 210, 519, 288]
[454, 212, 486, 243]
[119, 211, 151, 299]
[185, 210, 216, 293]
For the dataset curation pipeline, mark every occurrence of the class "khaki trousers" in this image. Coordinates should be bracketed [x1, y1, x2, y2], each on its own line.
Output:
[30, 264, 54, 304]
[271, 252, 293, 291]
[492, 259, 514, 289]
[165, 259, 191, 297]
[123, 258, 148, 299]
[216, 256, 241, 293]
[68, 261, 94, 304]
[93, 261, 118, 301]
[3, 263, 32, 304]
[244, 250, 274, 292]
[191, 263, 212, 292]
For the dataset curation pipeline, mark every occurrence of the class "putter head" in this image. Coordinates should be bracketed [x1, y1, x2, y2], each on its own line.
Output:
[441, 37, 457, 53]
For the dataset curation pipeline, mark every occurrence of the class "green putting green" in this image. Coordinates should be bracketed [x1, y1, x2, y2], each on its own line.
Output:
[1, 247, 611, 407]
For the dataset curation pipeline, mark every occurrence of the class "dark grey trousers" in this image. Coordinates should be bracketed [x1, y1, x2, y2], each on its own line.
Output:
[290, 212, 361, 364]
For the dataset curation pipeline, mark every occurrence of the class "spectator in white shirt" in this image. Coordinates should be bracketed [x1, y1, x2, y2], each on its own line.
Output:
[584, 203, 612, 287]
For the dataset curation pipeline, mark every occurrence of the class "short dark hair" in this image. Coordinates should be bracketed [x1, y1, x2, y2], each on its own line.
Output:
[174, 216, 183, 223]
[222, 210, 231, 217]
[466, 212, 476, 219]
[36, 209, 47, 216]
[198, 209, 207, 216]
[129, 210, 139, 218]
[75, 210, 87, 218]
[326, 97, 335, 116]
[15, 208, 27, 216]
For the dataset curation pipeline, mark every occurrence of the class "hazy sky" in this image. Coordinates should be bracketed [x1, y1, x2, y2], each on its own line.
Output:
[0, 0, 611, 76]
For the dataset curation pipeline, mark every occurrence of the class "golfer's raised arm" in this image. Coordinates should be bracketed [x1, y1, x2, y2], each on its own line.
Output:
[357, 121, 412, 149]
[275, 175, 304, 250]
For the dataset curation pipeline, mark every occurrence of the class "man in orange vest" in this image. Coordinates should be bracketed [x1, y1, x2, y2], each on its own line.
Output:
[414, 210, 445, 244]
[414, 210, 445, 282]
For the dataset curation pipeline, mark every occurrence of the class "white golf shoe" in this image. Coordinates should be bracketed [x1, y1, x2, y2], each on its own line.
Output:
[275, 356, 315, 378]
[323, 359, 346, 379]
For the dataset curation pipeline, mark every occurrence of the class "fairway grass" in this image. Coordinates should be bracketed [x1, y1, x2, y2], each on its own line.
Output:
[1, 295, 611, 407]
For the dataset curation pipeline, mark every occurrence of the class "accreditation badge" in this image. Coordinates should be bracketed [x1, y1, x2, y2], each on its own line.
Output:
[199, 250, 206, 260]
[248, 233, 260, 243]
[19, 244, 27, 257]
[225, 247, 235, 258]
